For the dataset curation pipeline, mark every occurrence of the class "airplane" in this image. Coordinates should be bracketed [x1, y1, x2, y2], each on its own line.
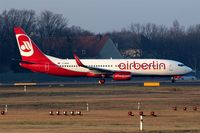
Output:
[14, 27, 192, 84]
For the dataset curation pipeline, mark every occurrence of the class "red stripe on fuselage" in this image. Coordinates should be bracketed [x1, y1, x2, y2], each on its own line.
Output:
[20, 62, 87, 77]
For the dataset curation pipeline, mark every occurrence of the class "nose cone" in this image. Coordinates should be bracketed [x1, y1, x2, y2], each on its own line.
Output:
[185, 66, 192, 73]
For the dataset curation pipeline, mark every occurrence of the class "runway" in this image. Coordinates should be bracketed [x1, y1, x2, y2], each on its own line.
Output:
[38, 80, 200, 87]
[1, 80, 200, 87]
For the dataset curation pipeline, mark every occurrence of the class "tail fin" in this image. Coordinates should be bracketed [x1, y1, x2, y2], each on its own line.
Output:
[14, 27, 50, 63]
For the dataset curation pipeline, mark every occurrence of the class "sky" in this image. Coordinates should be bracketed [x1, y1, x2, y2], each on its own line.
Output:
[1, 0, 200, 33]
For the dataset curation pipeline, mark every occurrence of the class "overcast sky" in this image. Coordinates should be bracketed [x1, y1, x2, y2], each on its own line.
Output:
[1, 0, 200, 33]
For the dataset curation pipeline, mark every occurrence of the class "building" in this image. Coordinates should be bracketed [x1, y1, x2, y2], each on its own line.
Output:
[43, 35, 123, 59]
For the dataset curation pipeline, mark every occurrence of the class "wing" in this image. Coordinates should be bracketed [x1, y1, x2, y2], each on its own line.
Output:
[73, 53, 114, 74]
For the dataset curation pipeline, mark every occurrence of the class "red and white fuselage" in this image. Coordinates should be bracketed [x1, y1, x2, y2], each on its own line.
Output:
[14, 27, 192, 83]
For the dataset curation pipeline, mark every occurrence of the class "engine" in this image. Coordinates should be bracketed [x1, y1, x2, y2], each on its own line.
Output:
[113, 72, 131, 81]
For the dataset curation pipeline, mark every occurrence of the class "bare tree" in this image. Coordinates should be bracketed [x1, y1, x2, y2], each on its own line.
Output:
[37, 10, 68, 39]
[2, 9, 36, 35]
[0, 9, 36, 66]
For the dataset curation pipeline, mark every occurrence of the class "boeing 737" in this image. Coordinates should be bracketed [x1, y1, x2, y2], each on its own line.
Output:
[14, 27, 192, 84]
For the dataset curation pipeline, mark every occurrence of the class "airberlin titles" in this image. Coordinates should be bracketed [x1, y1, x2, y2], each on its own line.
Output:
[118, 61, 166, 70]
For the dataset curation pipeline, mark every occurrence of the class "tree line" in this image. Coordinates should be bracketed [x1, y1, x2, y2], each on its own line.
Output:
[0, 9, 199, 73]
[0, 9, 92, 72]
[108, 21, 200, 71]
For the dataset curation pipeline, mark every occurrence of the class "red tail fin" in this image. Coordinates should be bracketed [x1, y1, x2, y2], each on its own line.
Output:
[14, 27, 50, 63]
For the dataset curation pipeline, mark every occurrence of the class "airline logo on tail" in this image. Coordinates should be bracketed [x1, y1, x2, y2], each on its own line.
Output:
[16, 34, 34, 57]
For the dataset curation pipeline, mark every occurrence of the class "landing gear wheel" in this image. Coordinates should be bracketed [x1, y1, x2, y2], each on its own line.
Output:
[98, 79, 105, 84]
[171, 77, 176, 83]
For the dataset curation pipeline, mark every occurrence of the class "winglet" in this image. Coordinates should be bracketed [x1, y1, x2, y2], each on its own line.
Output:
[73, 53, 84, 67]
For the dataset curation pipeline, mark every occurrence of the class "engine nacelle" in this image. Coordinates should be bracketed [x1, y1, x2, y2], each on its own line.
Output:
[113, 72, 131, 81]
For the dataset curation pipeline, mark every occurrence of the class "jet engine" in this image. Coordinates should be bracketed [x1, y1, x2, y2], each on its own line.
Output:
[113, 72, 131, 81]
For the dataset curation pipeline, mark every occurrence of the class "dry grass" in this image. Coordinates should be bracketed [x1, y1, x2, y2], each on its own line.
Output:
[0, 85, 199, 133]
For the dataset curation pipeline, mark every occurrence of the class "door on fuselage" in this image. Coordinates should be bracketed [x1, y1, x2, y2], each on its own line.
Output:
[169, 64, 173, 72]
[45, 62, 49, 72]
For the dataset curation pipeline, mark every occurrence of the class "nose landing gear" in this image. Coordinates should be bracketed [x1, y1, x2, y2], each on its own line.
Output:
[171, 76, 182, 83]
[171, 77, 176, 83]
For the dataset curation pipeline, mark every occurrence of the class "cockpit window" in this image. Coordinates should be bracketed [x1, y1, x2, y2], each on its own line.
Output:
[178, 64, 185, 67]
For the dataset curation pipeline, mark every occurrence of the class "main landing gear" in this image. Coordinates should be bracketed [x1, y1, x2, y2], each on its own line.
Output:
[98, 79, 105, 84]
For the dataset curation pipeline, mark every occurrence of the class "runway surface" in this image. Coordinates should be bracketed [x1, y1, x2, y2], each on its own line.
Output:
[1, 80, 200, 87]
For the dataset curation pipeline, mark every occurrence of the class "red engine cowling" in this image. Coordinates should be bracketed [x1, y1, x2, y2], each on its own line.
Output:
[113, 72, 131, 81]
